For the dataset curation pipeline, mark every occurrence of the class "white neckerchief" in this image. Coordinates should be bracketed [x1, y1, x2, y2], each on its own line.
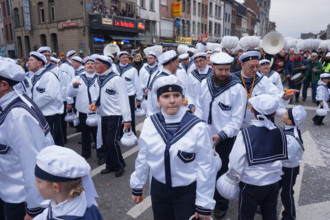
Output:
[198, 66, 209, 74]
[161, 106, 186, 124]
[86, 72, 96, 78]
[119, 63, 128, 67]
[148, 63, 157, 68]
[33, 67, 46, 75]
[50, 191, 87, 218]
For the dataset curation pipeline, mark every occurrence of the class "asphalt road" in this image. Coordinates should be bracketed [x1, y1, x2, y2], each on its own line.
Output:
[64, 88, 330, 220]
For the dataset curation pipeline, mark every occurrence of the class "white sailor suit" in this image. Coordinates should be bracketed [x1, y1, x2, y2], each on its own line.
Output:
[67, 72, 99, 159]
[233, 71, 289, 128]
[113, 63, 142, 134]
[30, 67, 65, 146]
[179, 58, 195, 75]
[265, 70, 284, 93]
[280, 125, 304, 220]
[139, 63, 160, 108]
[130, 107, 216, 219]
[33, 191, 102, 220]
[185, 66, 213, 109]
[313, 80, 329, 125]
[94, 69, 131, 172]
[195, 74, 246, 211]
[0, 91, 54, 219]
[228, 120, 288, 220]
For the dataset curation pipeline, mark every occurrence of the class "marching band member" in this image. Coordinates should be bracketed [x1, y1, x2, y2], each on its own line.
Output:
[90, 55, 131, 177]
[281, 105, 307, 220]
[27, 51, 65, 146]
[178, 53, 195, 74]
[259, 59, 284, 92]
[71, 56, 85, 76]
[0, 60, 53, 220]
[130, 76, 216, 220]
[34, 145, 102, 220]
[185, 53, 214, 112]
[224, 94, 288, 220]
[67, 56, 102, 162]
[195, 52, 246, 219]
[113, 51, 142, 135]
[60, 50, 77, 81]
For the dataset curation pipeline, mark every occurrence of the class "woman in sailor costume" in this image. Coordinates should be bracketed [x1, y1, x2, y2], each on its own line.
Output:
[195, 52, 247, 219]
[67, 56, 101, 161]
[232, 51, 297, 128]
[34, 145, 102, 220]
[220, 94, 288, 220]
[0, 60, 54, 220]
[90, 55, 131, 177]
[130, 76, 216, 220]
[259, 59, 284, 93]
[281, 105, 307, 220]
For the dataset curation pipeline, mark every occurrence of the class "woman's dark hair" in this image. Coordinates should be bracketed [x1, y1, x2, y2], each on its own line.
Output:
[252, 108, 275, 120]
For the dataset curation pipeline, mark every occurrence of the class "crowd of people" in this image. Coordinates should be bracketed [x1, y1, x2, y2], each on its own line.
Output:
[0, 32, 329, 220]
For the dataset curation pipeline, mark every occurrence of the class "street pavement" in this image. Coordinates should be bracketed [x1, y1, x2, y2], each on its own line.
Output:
[64, 88, 330, 220]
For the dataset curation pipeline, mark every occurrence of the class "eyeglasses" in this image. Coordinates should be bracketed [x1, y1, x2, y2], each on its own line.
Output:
[194, 59, 206, 64]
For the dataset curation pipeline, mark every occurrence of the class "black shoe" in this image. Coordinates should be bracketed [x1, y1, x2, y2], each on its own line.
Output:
[214, 209, 227, 220]
[302, 98, 306, 101]
[101, 168, 113, 174]
[97, 158, 106, 165]
[115, 168, 124, 177]
[256, 205, 262, 214]
[289, 99, 293, 104]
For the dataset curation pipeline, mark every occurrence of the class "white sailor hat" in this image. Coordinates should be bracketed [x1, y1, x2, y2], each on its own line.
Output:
[325, 52, 330, 57]
[72, 56, 83, 63]
[117, 51, 129, 58]
[288, 105, 307, 126]
[192, 52, 207, 60]
[249, 94, 279, 115]
[153, 75, 183, 97]
[0, 59, 26, 83]
[311, 52, 318, 57]
[206, 50, 213, 55]
[29, 51, 47, 65]
[37, 46, 52, 54]
[210, 52, 234, 65]
[294, 50, 300, 55]
[320, 73, 330, 79]
[50, 57, 59, 63]
[178, 53, 189, 60]
[35, 145, 99, 206]
[158, 50, 178, 65]
[239, 50, 261, 63]
[83, 56, 95, 64]
[259, 59, 270, 66]
[95, 55, 112, 66]
[148, 51, 158, 59]
[66, 50, 76, 58]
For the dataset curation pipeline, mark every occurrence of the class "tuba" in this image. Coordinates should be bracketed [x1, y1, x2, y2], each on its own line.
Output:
[261, 31, 285, 55]
[103, 44, 120, 57]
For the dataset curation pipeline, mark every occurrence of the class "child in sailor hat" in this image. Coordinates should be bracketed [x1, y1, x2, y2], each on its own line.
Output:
[280, 105, 307, 220]
[312, 73, 330, 125]
[34, 145, 103, 220]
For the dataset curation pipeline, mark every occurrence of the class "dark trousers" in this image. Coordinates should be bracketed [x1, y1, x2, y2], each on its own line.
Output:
[238, 181, 280, 220]
[313, 101, 326, 124]
[280, 166, 300, 220]
[0, 198, 26, 220]
[101, 115, 126, 171]
[79, 113, 101, 159]
[302, 79, 317, 101]
[289, 80, 302, 101]
[214, 137, 236, 211]
[45, 114, 65, 146]
[61, 102, 67, 144]
[151, 177, 196, 220]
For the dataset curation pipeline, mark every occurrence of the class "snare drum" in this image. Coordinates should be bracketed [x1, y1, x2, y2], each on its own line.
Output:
[291, 72, 305, 85]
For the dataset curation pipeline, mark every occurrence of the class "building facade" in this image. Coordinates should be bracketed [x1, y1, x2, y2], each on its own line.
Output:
[223, 0, 233, 36]
[1, 0, 15, 57]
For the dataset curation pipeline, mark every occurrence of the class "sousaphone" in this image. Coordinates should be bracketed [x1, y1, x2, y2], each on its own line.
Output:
[103, 43, 120, 57]
[261, 31, 285, 55]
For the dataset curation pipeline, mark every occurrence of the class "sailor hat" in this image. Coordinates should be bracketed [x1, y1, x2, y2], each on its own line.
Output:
[239, 50, 261, 63]
[288, 105, 307, 126]
[153, 75, 183, 97]
[72, 56, 83, 63]
[158, 50, 178, 65]
[95, 55, 113, 66]
[259, 59, 271, 66]
[210, 52, 234, 65]
[66, 50, 76, 58]
[320, 73, 330, 79]
[37, 46, 52, 54]
[148, 51, 158, 59]
[83, 56, 95, 64]
[50, 57, 59, 63]
[29, 51, 47, 65]
[249, 94, 279, 115]
[0, 59, 26, 83]
[117, 51, 129, 58]
[178, 53, 189, 60]
[192, 52, 207, 60]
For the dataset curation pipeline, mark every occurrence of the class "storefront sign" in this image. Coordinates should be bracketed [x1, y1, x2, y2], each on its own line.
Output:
[175, 19, 181, 27]
[175, 36, 192, 44]
[113, 17, 135, 29]
[172, 2, 182, 17]
[62, 21, 78, 28]
[102, 18, 113, 25]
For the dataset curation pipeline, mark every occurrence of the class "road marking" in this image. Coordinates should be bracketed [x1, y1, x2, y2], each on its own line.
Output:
[127, 196, 152, 218]
[67, 132, 81, 139]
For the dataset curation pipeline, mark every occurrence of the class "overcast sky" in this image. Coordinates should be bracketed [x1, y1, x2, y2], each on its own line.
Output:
[237, 0, 330, 38]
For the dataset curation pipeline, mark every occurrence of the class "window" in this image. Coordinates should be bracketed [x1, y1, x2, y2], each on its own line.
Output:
[38, 2, 45, 23]
[24, 36, 31, 57]
[214, 23, 217, 36]
[149, 0, 154, 11]
[182, 20, 186, 36]
[140, 0, 145, 8]
[228, 13, 230, 23]
[5, 24, 9, 41]
[215, 6, 217, 18]
[182, 0, 185, 12]
[218, 6, 221, 18]
[218, 23, 221, 36]
[197, 22, 200, 35]
[6, 0, 9, 16]
[202, 4, 204, 17]
[193, 21, 196, 34]
[3, 3, 6, 17]
[209, 21, 212, 34]
[14, 8, 20, 27]
[51, 33, 58, 55]
[40, 34, 47, 46]
[187, 0, 190, 14]
[209, 3, 212, 16]
[161, 0, 167, 6]
[205, 5, 207, 18]
[145, 20, 156, 36]
[198, 3, 200, 16]
[17, 37, 22, 57]
[49, 0, 55, 21]
[193, 1, 196, 15]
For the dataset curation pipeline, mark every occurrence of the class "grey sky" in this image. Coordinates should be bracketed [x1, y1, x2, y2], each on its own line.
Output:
[237, 0, 330, 38]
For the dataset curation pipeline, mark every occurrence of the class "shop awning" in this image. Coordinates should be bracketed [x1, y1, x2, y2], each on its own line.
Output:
[109, 35, 145, 41]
